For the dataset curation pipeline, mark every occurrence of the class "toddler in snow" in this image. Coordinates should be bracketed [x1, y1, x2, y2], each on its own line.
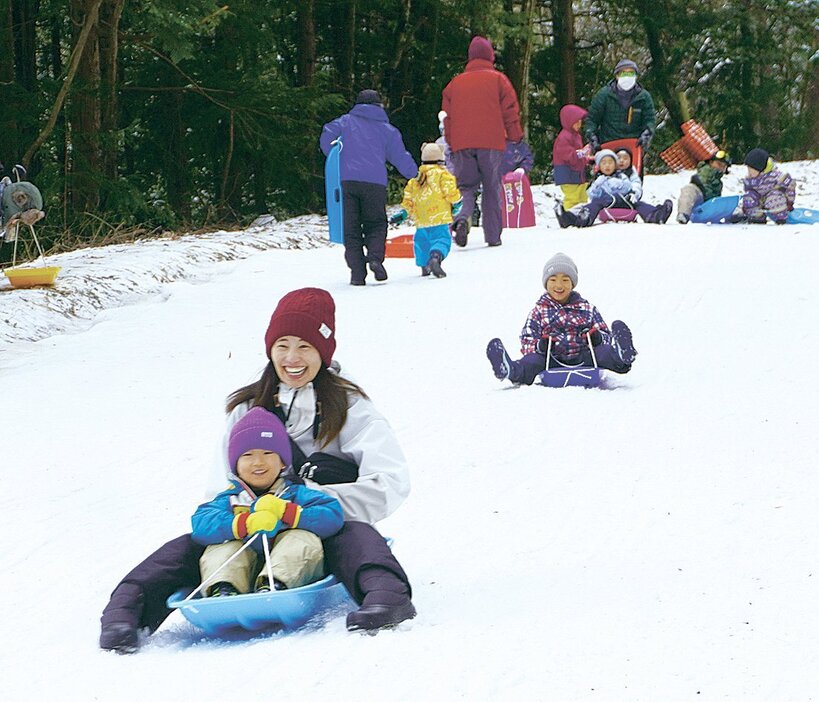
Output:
[555, 149, 672, 227]
[552, 104, 592, 210]
[389, 142, 462, 278]
[735, 148, 795, 224]
[676, 149, 731, 224]
[191, 407, 343, 596]
[486, 252, 637, 386]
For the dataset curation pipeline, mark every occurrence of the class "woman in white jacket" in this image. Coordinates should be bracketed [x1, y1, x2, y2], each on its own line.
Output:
[100, 288, 415, 653]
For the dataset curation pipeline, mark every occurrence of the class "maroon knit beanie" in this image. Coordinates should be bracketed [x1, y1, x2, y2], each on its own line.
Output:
[468, 36, 495, 63]
[264, 287, 336, 366]
[228, 407, 292, 472]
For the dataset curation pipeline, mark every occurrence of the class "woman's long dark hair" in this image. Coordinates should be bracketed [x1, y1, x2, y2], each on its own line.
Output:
[226, 362, 368, 448]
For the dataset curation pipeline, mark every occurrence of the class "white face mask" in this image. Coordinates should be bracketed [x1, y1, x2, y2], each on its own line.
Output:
[617, 75, 637, 91]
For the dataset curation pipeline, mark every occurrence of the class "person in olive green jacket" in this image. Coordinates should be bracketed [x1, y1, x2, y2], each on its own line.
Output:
[676, 150, 731, 224]
[585, 59, 656, 156]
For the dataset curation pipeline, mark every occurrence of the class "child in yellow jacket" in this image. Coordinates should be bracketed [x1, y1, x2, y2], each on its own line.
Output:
[389, 142, 461, 278]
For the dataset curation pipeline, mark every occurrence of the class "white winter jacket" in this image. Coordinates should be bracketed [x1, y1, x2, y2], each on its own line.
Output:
[206, 380, 410, 525]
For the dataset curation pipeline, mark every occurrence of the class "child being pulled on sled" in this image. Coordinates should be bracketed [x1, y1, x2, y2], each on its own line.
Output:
[389, 142, 462, 278]
[555, 149, 672, 228]
[191, 407, 343, 597]
[552, 104, 592, 210]
[734, 148, 795, 224]
[486, 252, 637, 386]
[676, 149, 731, 224]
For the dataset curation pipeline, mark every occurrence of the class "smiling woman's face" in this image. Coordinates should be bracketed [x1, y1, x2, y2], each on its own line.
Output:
[270, 336, 322, 388]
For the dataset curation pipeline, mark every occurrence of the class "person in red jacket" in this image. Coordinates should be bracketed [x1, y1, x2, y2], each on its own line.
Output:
[441, 36, 524, 248]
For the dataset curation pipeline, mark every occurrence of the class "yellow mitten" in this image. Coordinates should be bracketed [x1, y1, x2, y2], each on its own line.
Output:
[253, 494, 288, 519]
[232, 510, 279, 538]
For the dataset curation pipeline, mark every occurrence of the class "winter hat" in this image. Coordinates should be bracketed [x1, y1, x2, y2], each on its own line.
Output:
[468, 36, 495, 63]
[355, 89, 383, 106]
[228, 407, 293, 472]
[542, 252, 578, 288]
[594, 149, 618, 167]
[744, 148, 769, 172]
[614, 58, 639, 74]
[264, 287, 336, 366]
[421, 142, 444, 163]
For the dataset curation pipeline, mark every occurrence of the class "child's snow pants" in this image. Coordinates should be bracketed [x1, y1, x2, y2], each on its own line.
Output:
[508, 345, 631, 385]
[560, 184, 589, 210]
[413, 224, 451, 267]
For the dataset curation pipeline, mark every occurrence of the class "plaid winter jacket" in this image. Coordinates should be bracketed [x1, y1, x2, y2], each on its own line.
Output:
[520, 291, 610, 363]
[741, 164, 796, 221]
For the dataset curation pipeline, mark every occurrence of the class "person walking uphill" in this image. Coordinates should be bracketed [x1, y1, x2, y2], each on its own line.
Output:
[320, 89, 418, 286]
[441, 36, 524, 248]
[585, 59, 656, 159]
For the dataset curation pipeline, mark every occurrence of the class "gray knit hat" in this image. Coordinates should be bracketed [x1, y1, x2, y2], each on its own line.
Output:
[594, 149, 618, 168]
[614, 58, 639, 74]
[542, 252, 578, 288]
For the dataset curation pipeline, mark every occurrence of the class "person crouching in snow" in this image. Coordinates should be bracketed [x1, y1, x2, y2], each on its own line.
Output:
[486, 252, 637, 385]
[389, 142, 462, 278]
[552, 104, 592, 210]
[676, 149, 731, 224]
[555, 149, 672, 227]
[191, 407, 343, 596]
[735, 148, 795, 224]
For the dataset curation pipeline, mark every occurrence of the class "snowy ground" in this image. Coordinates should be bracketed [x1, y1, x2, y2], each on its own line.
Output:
[2, 163, 818, 701]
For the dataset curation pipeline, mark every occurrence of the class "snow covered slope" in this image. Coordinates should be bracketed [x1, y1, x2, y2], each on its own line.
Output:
[1, 164, 818, 701]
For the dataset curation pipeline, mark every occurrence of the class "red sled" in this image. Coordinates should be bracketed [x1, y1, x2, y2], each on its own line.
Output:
[501, 172, 536, 228]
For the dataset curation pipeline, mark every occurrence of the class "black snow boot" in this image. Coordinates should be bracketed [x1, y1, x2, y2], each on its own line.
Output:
[555, 203, 579, 228]
[99, 582, 143, 654]
[453, 219, 469, 247]
[369, 260, 388, 281]
[427, 250, 446, 278]
[346, 566, 416, 633]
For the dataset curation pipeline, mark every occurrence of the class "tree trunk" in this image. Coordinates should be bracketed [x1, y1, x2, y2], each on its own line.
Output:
[69, 0, 103, 214]
[163, 89, 191, 222]
[552, 0, 576, 106]
[335, 0, 356, 99]
[0, 0, 18, 161]
[296, 0, 316, 87]
[12, 0, 37, 92]
[98, 0, 125, 182]
[503, 0, 536, 133]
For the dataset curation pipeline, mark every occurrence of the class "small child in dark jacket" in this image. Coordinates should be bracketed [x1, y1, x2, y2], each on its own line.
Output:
[191, 407, 344, 596]
[486, 253, 637, 386]
[677, 149, 731, 224]
[738, 148, 796, 224]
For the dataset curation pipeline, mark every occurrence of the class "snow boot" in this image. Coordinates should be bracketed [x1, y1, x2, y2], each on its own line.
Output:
[99, 582, 143, 654]
[99, 623, 139, 655]
[555, 203, 578, 229]
[611, 320, 637, 365]
[208, 581, 240, 597]
[453, 219, 469, 247]
[350, 276, 366, 286]
[428, 250, 446, 278]
[420, 265, 431, 277]
[255, 577, 286, 593]
[346, 566, 416, 633]
[676, 212, 690, 224]
[648, 199, 673, 224]
[486, 338, 512, 380]
[369, 260, 388, 281]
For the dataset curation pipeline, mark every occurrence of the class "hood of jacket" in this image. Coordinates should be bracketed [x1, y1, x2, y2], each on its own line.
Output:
[468, 36, 495, 63]
[349, 103, 389, 123]
[559, 104, 588, 131]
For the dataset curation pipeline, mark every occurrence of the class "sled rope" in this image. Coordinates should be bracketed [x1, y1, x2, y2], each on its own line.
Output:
[184, 532, 261, 601]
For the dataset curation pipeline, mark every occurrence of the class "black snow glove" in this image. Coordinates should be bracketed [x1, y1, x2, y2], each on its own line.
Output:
[636, 129, 652, 149]
[298, 452, 359, 485]
[588, 134, 601, 153]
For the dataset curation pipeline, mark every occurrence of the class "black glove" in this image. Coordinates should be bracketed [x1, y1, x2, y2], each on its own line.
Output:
[588, 134, 601, 153]
[636, 129, 652, 149]
[727, 212, 747, 224]
[536, 338, 551, 355]
[298, 452, 359, 485]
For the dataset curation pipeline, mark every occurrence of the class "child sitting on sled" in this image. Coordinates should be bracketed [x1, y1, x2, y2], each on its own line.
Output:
[191, 407, 344, 597]
[389, 142, 462, 278]
[552, 104, 592, 210]
[734, 148, 795, 224]
[486, 252, 637, 386]
[676, 149, 731, 224]
[555, 149, 672, 227]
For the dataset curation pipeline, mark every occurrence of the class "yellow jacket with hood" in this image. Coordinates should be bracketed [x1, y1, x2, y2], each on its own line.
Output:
[401, 165, 461, 228]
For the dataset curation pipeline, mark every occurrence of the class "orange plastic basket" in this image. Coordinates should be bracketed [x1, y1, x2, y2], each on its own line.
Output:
[661, 120, 718, 171]
[660, 140, 698, 171]
[385, 233, 414, 258]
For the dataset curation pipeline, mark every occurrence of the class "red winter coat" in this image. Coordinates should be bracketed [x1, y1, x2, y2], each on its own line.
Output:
[552, 104, 589, 185]
[441, 58, 524, 153]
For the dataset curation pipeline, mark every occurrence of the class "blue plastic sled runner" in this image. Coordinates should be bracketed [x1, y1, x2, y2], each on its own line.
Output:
[168, 533, 354, 635]
[324, 139, 344, 244]
[537, 333, 603, 388]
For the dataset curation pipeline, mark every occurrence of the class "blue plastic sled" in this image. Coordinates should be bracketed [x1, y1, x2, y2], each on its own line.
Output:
[536, 334, 603, 388]
[787, 207, 819, 225]
[690, 195, 740, 224]
[325, 139, 344, 244]
[168, 575, 354, 635]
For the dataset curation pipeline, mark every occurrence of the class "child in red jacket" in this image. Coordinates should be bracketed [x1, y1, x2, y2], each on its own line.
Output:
[552, 104, 592, 210]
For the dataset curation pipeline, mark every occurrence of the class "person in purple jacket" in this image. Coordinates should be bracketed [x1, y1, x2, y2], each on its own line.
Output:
[192, 407, 343, 596]
[486, 253, 637, 385]
[320, 89, 418, 285]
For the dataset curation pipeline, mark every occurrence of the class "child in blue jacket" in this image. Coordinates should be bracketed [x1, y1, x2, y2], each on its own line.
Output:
[192, 407, 344, 596]
[486, 253, 637, 385]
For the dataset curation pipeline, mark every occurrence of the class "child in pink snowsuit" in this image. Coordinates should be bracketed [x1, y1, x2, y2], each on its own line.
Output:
[552, 104, 591, 209]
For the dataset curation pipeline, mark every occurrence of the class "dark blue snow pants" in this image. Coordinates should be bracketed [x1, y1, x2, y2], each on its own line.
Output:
[342, 180, 387, 282]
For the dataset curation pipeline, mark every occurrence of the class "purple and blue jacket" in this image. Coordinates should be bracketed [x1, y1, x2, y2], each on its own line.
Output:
[320, 104, 418, 186]
[741, 164, 796, 221]
[520, 290, 610, 363]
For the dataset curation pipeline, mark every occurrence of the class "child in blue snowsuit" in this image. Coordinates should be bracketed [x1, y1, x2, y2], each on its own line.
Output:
[555, 149, 672, 227]
[320, 89, 418, 285]
[191, 407, 344, 596]
[486, 253, 637, 385]
[389, 142, 462, 278]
